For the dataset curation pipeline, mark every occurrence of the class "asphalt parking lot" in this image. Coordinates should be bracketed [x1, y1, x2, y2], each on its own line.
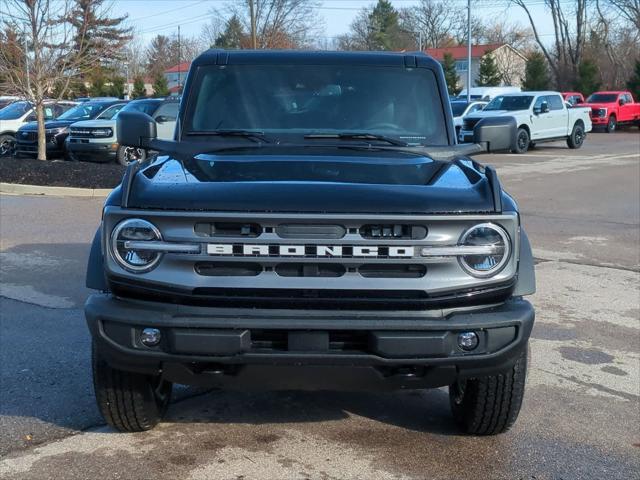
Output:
[0, 131, 638, 479]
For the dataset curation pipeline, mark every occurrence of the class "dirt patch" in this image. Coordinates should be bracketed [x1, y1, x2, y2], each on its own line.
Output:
[0, 156, 124, 189]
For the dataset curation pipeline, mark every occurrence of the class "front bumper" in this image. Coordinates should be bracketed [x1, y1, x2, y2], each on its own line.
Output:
[86, 294, 534, 391]
[67, 139, 117, 162]
[15, 134, 65, 156]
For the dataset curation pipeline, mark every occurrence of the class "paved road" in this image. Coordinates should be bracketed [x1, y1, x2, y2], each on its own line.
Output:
[0, 132, 638, 479]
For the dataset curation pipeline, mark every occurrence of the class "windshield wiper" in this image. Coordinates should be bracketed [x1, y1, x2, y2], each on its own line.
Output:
[303, 132, 408, 147]
[185, 129, 270, 143]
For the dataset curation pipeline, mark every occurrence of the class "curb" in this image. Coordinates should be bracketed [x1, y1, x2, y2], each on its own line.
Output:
[0, 182, 112, 198]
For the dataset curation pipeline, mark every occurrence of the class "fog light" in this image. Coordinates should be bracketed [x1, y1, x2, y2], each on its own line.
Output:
[140, 328, 161, 346]
[457, 331, 479, 351]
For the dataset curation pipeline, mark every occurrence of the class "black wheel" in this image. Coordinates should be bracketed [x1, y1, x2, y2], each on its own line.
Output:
[116, 145, 147, 166]
[449, 347, 527, 435]
[528, 141, 536, 149]
[512, 128, 530, 154]
[567, 123, 585, 149]
[605, 115, 616, 133]
[92, 342, 172, 432]
[0, 134, 15, 157]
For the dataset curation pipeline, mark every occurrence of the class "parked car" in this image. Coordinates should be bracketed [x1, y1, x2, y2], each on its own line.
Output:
[0, 100, 76, 157]
[86, 50, 535, 436]
[0, 96, 22, 111]
[450, 100, 487, 136]
[457, 86, 521, 101]
[15, 100, 126, 159]
[459, 91, 593, 153]
[562, 92, 585, 106]
[67, 98, 179, 165]
[75, 96, 120, 103]
[582, 91, 640, 132]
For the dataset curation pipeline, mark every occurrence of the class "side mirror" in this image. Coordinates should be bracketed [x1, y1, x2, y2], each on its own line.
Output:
[618, 98, 625, 106]
[540, 102, 549, 113]
[473, 116, 516, 153]
[117, 110, 156, 148]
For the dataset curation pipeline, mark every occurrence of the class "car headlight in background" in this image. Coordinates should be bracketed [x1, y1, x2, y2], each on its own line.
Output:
[457, 223, 511, 278]
[45, 126, 69, 135]
[110, 218, 163, 273]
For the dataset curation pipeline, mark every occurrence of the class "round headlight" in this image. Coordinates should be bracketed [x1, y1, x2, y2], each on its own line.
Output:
[458, 223, 511, 278]
[110, 218, 162, 273]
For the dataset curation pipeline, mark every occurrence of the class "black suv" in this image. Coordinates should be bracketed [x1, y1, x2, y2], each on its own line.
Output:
[85, 50, 534, 435]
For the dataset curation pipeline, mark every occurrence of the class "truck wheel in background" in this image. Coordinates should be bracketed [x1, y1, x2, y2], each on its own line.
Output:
[605, 115, 617, 133]
[117, 145, 147, 166]
[0, 134, 15, 157]
[449, 348, 527, 435]
[567, 122, 585, 149]
[512, 128, 530, 154]
[92, 342, 172, 432]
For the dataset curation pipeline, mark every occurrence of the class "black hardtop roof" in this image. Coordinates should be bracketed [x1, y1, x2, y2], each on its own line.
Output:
[191, 49, 441, 69]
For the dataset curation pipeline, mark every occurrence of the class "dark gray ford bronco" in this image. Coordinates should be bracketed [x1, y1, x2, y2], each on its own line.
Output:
[85, 50, 535, 435]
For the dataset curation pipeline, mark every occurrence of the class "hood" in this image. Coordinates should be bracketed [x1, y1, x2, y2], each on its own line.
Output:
[70, 119, 116, 128]
[581, 102, 612, 109]
[124, 147, 498, 214]
[19, 120, 75, 131]
[465, 110, 517, 119]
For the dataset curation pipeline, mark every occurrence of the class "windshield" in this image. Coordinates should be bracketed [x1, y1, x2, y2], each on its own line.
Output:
[484, 95, 534, 111]
[0, 101, 32, 120]
[96, 103, 125, 120]
[121, 100, 162, 116]
[586, 93, 618, 103]
[185, 64, 447, 145]
[450, 102, 468, 116]
[57, 102, 111, 121]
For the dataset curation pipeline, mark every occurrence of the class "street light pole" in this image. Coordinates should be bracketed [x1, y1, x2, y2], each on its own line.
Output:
[467, 0, 472, 103]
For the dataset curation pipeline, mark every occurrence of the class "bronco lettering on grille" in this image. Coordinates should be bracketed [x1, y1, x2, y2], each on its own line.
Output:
[206, 244, 415, 258]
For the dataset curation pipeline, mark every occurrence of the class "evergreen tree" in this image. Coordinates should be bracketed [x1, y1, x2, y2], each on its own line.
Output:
[88, 69, 108, 97]
[573, 59, 600, 97]
[476, 51, 501, 86]
[132, 77, 147, 98]
[152, 74, 170, 97]
[522, 52, 550, 91]
[214, 15, 245, 49]
[627, 59, 640, 101]
[368, 0, 403, 50]
[106, 76, 124, 98]
[442, 52, 460, 96]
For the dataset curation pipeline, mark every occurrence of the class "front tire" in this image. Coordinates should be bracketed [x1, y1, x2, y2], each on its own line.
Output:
[605, 115, 617, 133]
[0, 134, 15, 157]
[567, 123, 585, 149]
[512, 128, 530, 154]
[92, 342, 172, 432]
[116, 145, 147, 166]
[449, 347, 527, 435]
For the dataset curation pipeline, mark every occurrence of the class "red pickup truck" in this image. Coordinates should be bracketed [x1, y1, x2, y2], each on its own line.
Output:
[583, 91, 640, 132]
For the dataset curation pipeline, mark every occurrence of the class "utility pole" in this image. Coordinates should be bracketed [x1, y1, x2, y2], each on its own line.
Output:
[249, 0, 257, 49]
[418, 31, 423, 52]
[177, 25, 181, 94]
[466, 0, 472, 103]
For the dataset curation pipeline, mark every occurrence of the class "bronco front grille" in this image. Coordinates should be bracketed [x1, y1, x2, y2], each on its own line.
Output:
[104, 209, 520, 309]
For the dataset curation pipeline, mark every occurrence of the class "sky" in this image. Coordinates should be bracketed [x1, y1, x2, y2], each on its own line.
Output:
[108, 0, 555, 47]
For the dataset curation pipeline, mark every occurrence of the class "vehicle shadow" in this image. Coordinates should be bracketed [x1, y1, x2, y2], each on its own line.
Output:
[160, 385, 460, 436]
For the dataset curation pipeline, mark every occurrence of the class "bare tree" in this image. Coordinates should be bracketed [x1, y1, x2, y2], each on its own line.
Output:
[477, 19, 535, 52]
[200, 10, 226, 48]
[0, 0, 130, 160]
[606, 0, 640, 29]
[511, 0, 588, 88]
[226, 0, 323, 49]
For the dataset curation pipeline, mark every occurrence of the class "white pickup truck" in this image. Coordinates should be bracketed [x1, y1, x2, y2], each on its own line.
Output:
[459, 91, 592, 153]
